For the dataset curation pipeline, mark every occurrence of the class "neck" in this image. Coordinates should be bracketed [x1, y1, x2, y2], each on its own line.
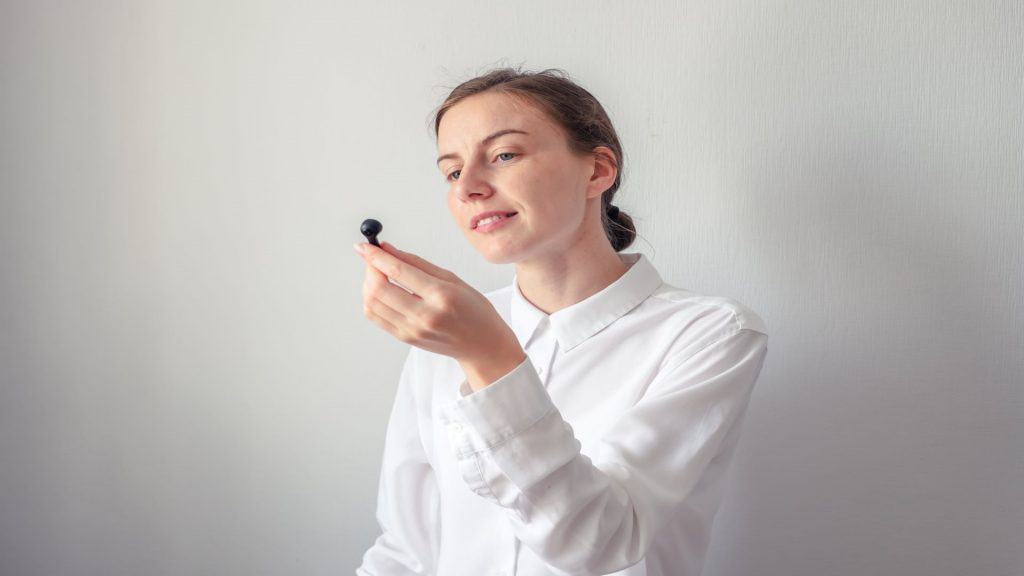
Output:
[513, 223, 630, 316]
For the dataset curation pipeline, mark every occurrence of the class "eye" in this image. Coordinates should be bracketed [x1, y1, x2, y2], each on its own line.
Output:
[445, 153, 518, 182]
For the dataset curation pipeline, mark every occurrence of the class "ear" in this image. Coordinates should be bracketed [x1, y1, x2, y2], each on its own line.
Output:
[585, 146, 618, 200]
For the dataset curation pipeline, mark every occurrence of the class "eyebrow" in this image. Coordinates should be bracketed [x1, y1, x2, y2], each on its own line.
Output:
[436, 129, 530, 166]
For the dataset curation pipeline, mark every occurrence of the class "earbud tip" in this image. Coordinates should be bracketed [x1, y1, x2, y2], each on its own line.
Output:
[360, 218, 382, 237]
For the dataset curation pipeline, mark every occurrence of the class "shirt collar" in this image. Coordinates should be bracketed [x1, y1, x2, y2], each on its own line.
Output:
[509, 252, 664, 352]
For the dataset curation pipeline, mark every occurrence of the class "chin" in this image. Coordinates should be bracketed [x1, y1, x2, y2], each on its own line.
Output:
[473, 242, 524, 265]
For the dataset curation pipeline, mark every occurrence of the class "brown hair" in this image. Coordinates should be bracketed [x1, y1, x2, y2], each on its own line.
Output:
[430, 66, 637, 252]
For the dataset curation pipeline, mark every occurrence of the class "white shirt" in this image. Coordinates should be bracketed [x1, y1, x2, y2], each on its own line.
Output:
[356, 252, 769, 576]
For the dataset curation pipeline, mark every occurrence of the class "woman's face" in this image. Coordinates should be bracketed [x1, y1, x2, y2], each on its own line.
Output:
[437, 92, 603, 264]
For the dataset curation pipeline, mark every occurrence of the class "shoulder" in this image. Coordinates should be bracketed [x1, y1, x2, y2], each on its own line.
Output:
[639, 281, 768, 366]
[650, 281, 768, 336]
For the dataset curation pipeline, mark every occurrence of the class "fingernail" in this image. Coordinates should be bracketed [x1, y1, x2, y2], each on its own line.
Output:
[352, 242, 364, 254]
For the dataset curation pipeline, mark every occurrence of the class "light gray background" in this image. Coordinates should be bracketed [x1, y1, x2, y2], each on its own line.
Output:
[1, 1, 1021, 575]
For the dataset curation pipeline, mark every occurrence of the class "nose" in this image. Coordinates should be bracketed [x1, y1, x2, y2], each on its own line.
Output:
[452, 161, 495, 203]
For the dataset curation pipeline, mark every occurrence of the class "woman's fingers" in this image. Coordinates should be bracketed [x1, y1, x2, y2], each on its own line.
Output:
[359, 242, 440, 298]
[365, 296, 407, 337]
[356, 241, 463, 345]
[363, 254, 424, 318]
[361, 258, 409, 336]
[364, 304, 403, 340]
[381, 241, 459, 283]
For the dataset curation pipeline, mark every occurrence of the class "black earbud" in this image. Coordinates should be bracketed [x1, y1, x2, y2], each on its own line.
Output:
[360, 218, 382, 247]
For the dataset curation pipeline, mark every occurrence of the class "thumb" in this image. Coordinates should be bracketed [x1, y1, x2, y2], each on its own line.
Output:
[381, 241, 458, 282]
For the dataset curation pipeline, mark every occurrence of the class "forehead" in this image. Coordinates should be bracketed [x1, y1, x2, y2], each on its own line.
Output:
[437, 91, 559, 145]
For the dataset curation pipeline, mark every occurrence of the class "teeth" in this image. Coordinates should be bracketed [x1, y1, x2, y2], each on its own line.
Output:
[476, 215, 504, 227]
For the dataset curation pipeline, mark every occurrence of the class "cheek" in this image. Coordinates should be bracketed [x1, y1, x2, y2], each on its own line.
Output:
[521, 158, 581, 205]
[523, 178, 577, 217]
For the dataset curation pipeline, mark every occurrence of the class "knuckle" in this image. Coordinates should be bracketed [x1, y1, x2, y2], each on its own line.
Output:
[442, 295, 459, 315]
[406, 310, 433, 334]
[420, 313, 441, 332]
[431, 284, 453, 304]
[435, 296, 456, 315]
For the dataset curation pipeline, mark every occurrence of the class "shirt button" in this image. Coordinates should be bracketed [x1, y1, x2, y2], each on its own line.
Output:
[447, 422, 463, 434]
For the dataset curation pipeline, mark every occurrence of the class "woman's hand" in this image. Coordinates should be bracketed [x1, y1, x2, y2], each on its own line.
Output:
[354, 240, 526, 388]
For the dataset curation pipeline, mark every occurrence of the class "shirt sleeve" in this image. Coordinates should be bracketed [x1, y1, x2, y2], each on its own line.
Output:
[357, 348, 441, 576]
[438, 320, 768, 575]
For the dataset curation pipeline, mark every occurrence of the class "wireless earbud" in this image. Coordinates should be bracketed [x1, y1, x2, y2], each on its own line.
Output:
[360, 219, 382, 247]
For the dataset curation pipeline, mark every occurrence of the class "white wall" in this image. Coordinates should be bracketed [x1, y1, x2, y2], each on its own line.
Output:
[1, 1, 1020, 575]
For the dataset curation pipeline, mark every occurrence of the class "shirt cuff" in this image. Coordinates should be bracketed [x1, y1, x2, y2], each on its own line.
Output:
[441, 355, 554, 456]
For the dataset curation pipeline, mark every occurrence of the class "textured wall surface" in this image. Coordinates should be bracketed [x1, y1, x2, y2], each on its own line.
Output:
[1, 1, 1021, 575]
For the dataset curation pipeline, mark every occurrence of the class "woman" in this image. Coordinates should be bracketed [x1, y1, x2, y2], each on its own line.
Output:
[354, 67, 768, 576]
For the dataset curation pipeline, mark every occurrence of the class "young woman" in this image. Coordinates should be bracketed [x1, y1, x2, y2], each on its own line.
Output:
[354, 67, 769, 576]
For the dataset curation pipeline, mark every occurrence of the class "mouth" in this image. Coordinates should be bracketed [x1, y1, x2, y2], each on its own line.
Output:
[473, 212, 518, 233]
